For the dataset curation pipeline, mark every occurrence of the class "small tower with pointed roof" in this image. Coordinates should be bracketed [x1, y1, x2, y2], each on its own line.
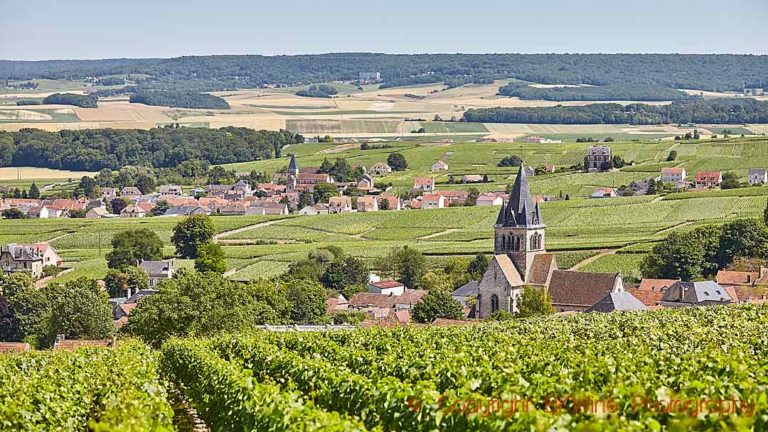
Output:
[494, 165, 546, 279]
[286, 155, 299, 192]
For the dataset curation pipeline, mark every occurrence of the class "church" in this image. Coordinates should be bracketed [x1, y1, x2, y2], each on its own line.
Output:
[475, 166, 626, 318]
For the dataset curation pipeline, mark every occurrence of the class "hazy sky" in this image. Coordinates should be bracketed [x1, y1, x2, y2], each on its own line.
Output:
[2, 0, 766, 60]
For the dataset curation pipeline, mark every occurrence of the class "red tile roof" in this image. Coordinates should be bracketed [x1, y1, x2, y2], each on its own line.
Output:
[695, 171, 721, 182]
[0, 342, 30, 354]
[626, 288, 664, 308]
[716, 270, 759, 286]
[371, 280, 404, 289]
[548, 270, 619, 308]
[53, 339, 114, 351]
[638, 278, 679, 291]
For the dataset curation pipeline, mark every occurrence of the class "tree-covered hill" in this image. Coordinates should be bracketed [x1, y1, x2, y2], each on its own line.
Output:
[1, 54, 766, 95]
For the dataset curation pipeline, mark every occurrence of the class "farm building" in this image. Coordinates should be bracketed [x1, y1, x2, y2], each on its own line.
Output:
[357, 196, 379, 212]
[437, 190, 469, 206]
[660, 167, 686, 184]
[586, 146, 612, 172]
[461, 175, 484, 183]
[476, 193, 505, 206]
[694, 171, 722, 188]
[591, 188, 617, 198]
[369, 162, 392, 176]
[431, 160, 449, 172]
[748, 168, 767, 185]
[422, 193, 446, 209]
[412, 177, 435, 192]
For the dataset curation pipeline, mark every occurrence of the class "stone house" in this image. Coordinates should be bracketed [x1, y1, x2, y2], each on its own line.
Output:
[748, 168, 767, 186]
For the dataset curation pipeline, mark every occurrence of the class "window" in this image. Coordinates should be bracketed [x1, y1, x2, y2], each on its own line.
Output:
[491, 294, 499, 313]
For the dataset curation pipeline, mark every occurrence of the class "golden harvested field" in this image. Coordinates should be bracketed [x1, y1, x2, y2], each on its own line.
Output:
[0, 167, 97, 181]
[0, 81, 761, 138]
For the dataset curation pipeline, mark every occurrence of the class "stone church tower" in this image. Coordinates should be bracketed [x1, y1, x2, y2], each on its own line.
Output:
[476, 165, 555, 318]
[286, 154, 299, 192]
[494, 166, 546, 279]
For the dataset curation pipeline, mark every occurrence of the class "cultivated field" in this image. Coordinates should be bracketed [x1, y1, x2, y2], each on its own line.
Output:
[2, 80, 763, 140]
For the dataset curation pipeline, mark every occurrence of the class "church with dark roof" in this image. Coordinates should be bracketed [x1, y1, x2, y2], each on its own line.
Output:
[475, 166, 629, 317]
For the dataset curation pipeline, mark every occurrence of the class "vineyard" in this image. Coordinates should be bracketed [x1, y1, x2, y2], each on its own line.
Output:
[4, 305, 767, 430]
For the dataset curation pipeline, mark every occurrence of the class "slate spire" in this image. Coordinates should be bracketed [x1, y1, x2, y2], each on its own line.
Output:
[500, 166, 544, 227]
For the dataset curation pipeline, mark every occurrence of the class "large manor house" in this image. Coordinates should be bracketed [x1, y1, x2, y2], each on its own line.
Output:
[475, 167, 630, 317]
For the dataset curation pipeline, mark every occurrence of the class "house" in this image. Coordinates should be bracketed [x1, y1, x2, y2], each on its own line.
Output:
[585, 291, 647, 313]
[431, 160, 449, 172]
[298, 204, 330, 215]
[139, 260, 176, 288]
[586, 146, 612, 172]
[326, 295, 349, 314]
[86, 206, 111, 219]
[376, 193, 401, 211]
[232, 180, 252, 196]
[451, 281, 479, 309]
[660, 281, 731, 307]
[695, 171, 722, 188]
[120, 205, 146, 218]
[522, 136, 562, 144]
[256, 183, 286, 196]
[715, 270, 760, 287]
[101, 188, 117, 198]
[158, 185, 183, 196]
[30, 242, 62, 267]
[246, 202, 289, 215]
[1, 243, 46, 278]
[37, 206, 65, 219]
[205, 185, 233, 197]
[369, 162, 392, 176]
[638, 278, 679, 292]
[328, 196, 353, 214]
[357, 174, 374, 191]
[748, 168, 768, 186]
[219, 202, 247, 216]
[120, 187, 142, 197]
[548, 271, 625, 313]
[421, 193, 445, 209]
[438, 190, 469, 206]
[357, 195, 379, 212]
[476, 193, 505, 207]
[461, 175, 484, 183]
[367, 280, 405, 296]
[164, 205, 211, 217]
[349, 289, 428, 318]
[412, 177, 435, 193]
[661, 167, 686, 184]
[591, 188, 617, 198]
[628, 180, 650, 195]
[625, 288, 665, 309]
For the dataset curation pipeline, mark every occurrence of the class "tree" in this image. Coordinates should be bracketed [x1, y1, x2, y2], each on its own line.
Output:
[124, 271, 283, 347]
[106, 229, 164, 269]
[321, 256, 367, 292]
[420, 271, 454, 292]
[284, 280, 327, 324]
[764, 197, 768, 226]
[467, 254, 490, 280]
[194, 242, 227, 274]
[721, 171, 741, 189]
[641, 225, 721, 280]
[104, 267, 149, 298]
[312, 183, 338, 204]
[498, 155, 523, 167]
[28, 182, 40, 199]
[0, 294, 20, 342]
[45, 278, 114, 345]
[379, 198, 390, 210]
[517, 286, 555, 317]
[717, 219, 768, 268]
[647, 178, 659, 195]
[150, 200, 171, 217]
[395, 246, 427, 288]
[611, 155, 625, 169]
[172, 215, 216, 259]
[666, 150, 678, 161]
[298, 190, 314, 209]
[110, 197, 130, 215]
[76, 176, 98, 198]
[465, 188, 480, 206]
[1, 208, 27, 219]
[411, 289, 464, 323]
[486, 310, 514, 321]
[387, 152, 408, 171]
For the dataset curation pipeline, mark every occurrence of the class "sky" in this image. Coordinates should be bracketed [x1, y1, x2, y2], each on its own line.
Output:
[1, 0, 766, 60]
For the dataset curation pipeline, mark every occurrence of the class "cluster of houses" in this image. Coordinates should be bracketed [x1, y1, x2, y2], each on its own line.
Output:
[0, 242, 62, 279]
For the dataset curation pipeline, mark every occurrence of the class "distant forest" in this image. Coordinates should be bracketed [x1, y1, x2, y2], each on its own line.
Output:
[462, 99, 768, 125]
[41, 93, 98, 108]
[0, 127, 303, 171]
[129, 90, 230, 109]
[497, 83, 692, 102]
[296, 84, 338, 98]
[1, 54, 766, 99]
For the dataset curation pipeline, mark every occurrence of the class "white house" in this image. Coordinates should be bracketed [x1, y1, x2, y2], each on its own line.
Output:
[660, 167, 686, 183]
[591, 188, 617, 198]
[431, 160, 449, 172]
[422, 193, 445, 209]
[158, 185, 183, 196]
[120, 205, 146, 218]
[748, 168, 767, 186]
[367, 280, 405, 296]
[476, 193, 504, 206]
[139, 260, 176, 288]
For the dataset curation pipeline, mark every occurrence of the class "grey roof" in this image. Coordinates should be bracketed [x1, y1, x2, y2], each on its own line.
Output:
[1, 244, 43, 262]
[125, 289, 158, 304]
[139, 261, 173, 278]
[586, 291, 648, 313]
[452, 281, 479, 297]
[748, 168, 767, 175]
[288, 155, 298, 172]
[662, 281, 731, 304]
[497, 166, 543, 228]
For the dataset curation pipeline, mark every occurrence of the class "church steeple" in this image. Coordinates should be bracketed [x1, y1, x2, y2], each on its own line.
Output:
[288, 154, 298, 175]
[494, 165, 546, 279]
[498, 166, 544, 228]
